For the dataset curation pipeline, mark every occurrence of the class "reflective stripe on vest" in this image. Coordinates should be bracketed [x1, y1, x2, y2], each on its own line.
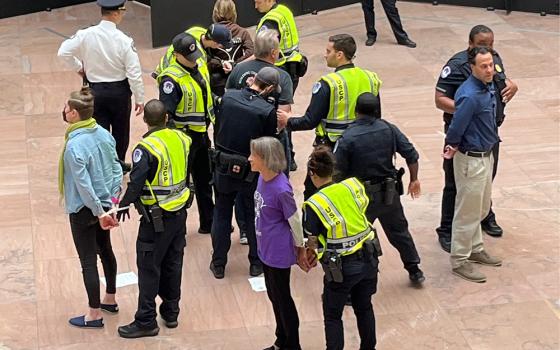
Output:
[137, 129, 192, 212]
[157, 63, 215, 132]
[317, 67, 382, 142]
[256, 4, 302, 66]
[304, 178, 374, 258]
[154, 27, 208, 76]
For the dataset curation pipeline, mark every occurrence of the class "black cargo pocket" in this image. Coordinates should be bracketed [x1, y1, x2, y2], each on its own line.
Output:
[136, 240, 155, 269]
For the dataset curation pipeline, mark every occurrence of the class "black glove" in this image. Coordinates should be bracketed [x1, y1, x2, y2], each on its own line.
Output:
[117, 206, 130, 222]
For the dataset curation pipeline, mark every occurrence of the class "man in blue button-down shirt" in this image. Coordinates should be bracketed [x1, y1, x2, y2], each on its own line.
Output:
[444, 47, 502, 283]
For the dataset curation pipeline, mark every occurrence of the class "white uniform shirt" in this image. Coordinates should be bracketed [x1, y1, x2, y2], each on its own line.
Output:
[58, 20, 144, 104]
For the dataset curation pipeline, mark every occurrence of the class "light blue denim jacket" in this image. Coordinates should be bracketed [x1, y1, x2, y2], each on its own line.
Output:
[63, 125, 123, 216]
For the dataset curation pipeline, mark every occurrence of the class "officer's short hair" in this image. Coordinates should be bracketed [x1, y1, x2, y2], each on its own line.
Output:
[143, 99, 167, 126]
[212, 0, 237, 23]
[68, 87, 94, 120]
[250, 137, 287, 173]
[254, 29, 280, 59]
[468, 46, 493, 65]
[328, 34, 356, 61]
[356, 92, 381, 119]
[469, 25, 493, 43]
[308, 146, 335, 178]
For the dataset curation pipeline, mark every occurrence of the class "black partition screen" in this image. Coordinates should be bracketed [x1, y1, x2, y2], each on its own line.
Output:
[150, 0, 360, 48]
[0, 0, 93, 19]
[403, 0, 559, 15]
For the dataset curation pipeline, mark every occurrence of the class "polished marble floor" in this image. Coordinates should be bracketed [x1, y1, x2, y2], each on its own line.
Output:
[0, 1, 558, 349]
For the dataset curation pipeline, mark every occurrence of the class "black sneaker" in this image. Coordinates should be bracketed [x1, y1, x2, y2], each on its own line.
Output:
[100, 303, 119, 314]
[210, 262, 225, 279]
[161, 317, 178, 329]
[249, 264, 263, 277]
[481, 221, 503, 237]
[409, 269, 426, 285]
[118, 322, 159, 339]
[239, 231, 248, 245]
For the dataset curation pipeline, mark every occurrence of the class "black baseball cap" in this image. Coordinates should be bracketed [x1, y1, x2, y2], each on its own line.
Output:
[207, 24, 233, 49]
[172, 33, 202, 63]
[255, 67, 282, 94]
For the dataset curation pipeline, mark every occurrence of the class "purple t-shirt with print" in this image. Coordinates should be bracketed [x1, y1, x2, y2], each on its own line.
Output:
[255, 172, 298, 268]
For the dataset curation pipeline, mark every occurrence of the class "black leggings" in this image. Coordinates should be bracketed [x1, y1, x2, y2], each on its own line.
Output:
[69, 207, 117, 308]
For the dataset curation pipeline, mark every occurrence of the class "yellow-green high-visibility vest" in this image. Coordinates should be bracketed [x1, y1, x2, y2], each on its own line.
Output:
[154, 26, 208, 76]
[256, 4, 303, 66]
[138, 128, 192, 212]
[157, 62, 215, 132]
[303, 178, 375, 259]
[317, 67, 382, 142]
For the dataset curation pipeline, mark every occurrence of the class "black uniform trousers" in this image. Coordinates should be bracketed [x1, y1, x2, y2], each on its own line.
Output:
[263, 264, 301, 350]
[135, 208, 187, 329]
[90, 80, 132, 161]
[185, 130, 215, 231]
[436, 138, 500, 241]
[69, 207, 117, 308]
[280, 62, 300, 164]
[323, 252, 379, 350]
[361, 0, 409, 42]
[211, 176, 261, 268]
[365, 190, 421, 271]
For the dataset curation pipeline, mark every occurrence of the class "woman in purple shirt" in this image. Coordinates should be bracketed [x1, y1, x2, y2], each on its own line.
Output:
[249, 137, 308, 350]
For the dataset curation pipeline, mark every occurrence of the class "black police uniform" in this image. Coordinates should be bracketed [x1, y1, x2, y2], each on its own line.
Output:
[304, 187, 379, 350]
[334, 117, 422, 278]
[118, 126, 188, 333]
[288, 63, 379, 199]
[159, 63, 215, 233]
[361, 0, 411, 44]
[210, 87, 278, 276]
[435, 49, 508, 245]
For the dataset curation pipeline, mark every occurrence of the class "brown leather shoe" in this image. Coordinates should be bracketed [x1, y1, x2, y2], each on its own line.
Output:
[468, 251, 502, 266]
[452, 262, 486, 283]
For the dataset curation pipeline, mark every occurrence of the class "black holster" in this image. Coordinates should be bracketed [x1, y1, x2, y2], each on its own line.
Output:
[321, 251, 343, 283]
[185, 184, 195, 209]
[382, 177, 397, 205]
[149, 205, 165, 233]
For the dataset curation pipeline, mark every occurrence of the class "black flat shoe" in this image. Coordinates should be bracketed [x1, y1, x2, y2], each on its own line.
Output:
[366, 37, 376, 46]
[210, 262, 225, 279]
[118, 322, 159, 339]
[69, 315, 103, 329]
[249, 264, 263, 277]
[438, 237, 451, 253]
[397, 38, 417, 48]
[482, 221, 503, 237]
[100, 303, 119, 314]
[162, 317, 178, 329]
[409, 269, 426, 285]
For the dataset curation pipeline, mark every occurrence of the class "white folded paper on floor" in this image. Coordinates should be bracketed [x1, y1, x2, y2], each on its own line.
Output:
[100, 271, 138, 288]
[248, 276, 267, 292]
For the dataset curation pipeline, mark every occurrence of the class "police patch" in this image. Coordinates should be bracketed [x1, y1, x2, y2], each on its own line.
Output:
[312, 82, 321, 94]
[133, 149, 142, 163]
[163, 81, 174, 94]
[440, 66, 451, 79]
[189, 43, 195, 52]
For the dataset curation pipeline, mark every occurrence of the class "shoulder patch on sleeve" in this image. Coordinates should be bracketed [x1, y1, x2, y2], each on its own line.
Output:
[162, 81, 174, 95]
[440, 66, 451, 79]
[312, 82, 322, 94]
[132, 149, 142, 163]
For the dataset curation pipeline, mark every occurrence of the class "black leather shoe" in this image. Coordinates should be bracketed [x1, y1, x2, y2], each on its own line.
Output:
[290, 160, 298, 172]
[482, 221, 503, 237]
[438, 237, 451, 253]
[397, 38, 417, 48]
[198, 227, 211, 234]
[365, 37, 376, 46]
[118, 322, 159, 339]
[161, 317, 178, 329]
[249, 264, 263, 277]
[409, 269, 426, 285]
[210, 262, 225, 279]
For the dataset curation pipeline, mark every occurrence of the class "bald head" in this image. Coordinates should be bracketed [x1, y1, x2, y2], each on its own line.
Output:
[355, 92, 381, 119]
[143, 99, 167, 127]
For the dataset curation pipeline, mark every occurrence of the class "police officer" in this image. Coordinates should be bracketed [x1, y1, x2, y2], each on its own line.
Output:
[158, 32, 216, 234]
[154, 24, 233, 77]
[255, 0, 306, 92]
[334, 92, 425, 284]
[435, 25, 518, 252]
[209, 67, 280, 279]
[303, 146, 379, 350]
[278, 34, 382, 199]
[58, 0, 145, 170]
[116, 100, 192, 338]
[360, 0, 416, 47]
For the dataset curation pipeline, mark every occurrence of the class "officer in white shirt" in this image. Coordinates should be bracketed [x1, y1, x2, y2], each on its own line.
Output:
[58, 0, 144, 171]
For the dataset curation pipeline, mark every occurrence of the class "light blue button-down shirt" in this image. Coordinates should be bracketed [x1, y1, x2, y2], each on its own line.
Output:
[63, 125, 123, 216]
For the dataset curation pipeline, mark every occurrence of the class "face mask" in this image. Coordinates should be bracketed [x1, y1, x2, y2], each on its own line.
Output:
[62, 108, 68, 122]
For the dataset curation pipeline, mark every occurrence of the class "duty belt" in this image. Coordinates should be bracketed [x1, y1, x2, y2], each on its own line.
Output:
[461, 150, 492, 158]
[141, 180, 187, 197]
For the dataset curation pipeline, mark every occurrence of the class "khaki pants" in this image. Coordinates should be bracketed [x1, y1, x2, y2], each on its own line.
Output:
[450, 152, 493, 268]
